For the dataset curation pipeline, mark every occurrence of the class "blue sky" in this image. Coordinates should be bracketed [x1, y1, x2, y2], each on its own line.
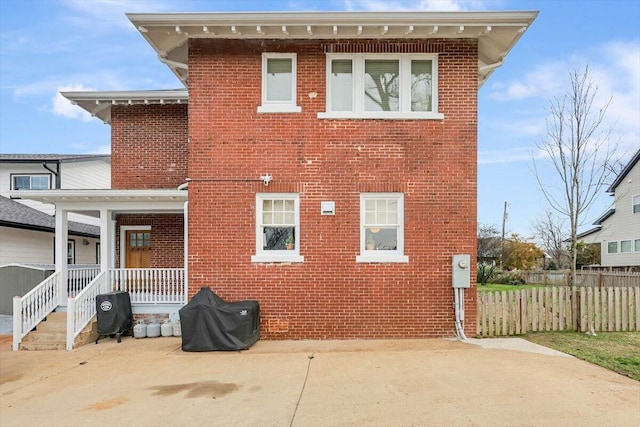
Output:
[0, 0, 638, 239]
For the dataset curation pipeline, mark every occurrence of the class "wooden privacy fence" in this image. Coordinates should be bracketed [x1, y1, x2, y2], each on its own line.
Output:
[477, 286, 640, 337]
[520, 271, 640, 287]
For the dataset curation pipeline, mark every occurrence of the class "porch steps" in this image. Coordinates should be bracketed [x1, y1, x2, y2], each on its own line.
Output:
[19, 312, 98, 351]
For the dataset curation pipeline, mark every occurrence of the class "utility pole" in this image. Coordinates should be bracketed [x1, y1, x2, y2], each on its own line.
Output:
[500, 201, 508, 270]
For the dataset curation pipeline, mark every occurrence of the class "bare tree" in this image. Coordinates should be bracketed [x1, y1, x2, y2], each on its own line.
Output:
[533, 66, 617, 285]
[532, 210, 569, 269]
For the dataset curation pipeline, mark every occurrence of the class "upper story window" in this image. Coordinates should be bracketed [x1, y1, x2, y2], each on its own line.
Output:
[356, 193, 408, 263]
[11, 174, 51, 190]
[319, 54, 443, 120]
[251, 193, 304, 263]
[607, 241, 618, 254]
[633, 194, 640, 214]
[257, 53, 301, 114]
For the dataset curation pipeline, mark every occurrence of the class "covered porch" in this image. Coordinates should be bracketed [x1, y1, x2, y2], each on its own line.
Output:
[10, 189, 188, 350]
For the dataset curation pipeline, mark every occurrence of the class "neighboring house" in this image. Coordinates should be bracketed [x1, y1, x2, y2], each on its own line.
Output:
[577, 150, 640, 269]
[0, 154, 111, 224]
[13, 11, 537, 341]
[0, 154, 110, 266]
[0, 196, 100, 265]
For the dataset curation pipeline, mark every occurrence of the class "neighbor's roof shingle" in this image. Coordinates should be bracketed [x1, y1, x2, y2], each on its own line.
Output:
[0, 154, 110, 162]
[0, 196, 99, 237]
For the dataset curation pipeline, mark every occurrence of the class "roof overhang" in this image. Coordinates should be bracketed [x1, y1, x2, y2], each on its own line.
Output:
[10, 189, 188, 214]
[61, 90, 188, 124]
[127, 11, 538, 88]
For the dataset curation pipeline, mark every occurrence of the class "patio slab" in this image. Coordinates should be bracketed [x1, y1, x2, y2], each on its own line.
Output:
[1, 336, 638, 427]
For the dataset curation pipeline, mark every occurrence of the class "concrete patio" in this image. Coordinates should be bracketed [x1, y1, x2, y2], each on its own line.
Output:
[1, 336, 638, 427]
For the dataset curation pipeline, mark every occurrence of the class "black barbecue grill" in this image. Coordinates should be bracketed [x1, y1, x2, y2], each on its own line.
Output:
[95, 291, 132, 344]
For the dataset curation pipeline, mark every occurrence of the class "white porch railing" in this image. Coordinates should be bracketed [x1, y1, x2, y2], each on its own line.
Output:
[66, 271, 111, 350]
[110, 268, 185, 304]
[14, 268, 185, 351]
[68, 266, 101, 297]
[13, 272, 62, 351]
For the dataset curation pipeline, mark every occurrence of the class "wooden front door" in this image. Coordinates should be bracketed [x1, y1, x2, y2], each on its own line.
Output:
[125, 230, 151, 268]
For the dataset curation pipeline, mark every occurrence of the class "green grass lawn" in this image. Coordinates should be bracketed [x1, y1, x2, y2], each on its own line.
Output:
[476, 283, 543, 292]
[525, 332, 640, 381]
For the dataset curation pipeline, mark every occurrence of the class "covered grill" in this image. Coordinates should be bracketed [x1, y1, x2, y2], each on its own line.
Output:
[179, 287, 260, 351]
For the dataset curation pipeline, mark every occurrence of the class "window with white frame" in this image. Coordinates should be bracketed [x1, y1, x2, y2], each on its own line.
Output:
[635, 239, 640, 253]
[11, 174, 51, 190]
[258, 53, 301, 113]
[357, 193, 408, 263]
[633, 195, 640, 214]
[320, 54, 442, 120]
[252, 193, 303, 263]
[620, 240, 632, 253]
[607, 241, 618, 254]
[67, 239, 75, 265]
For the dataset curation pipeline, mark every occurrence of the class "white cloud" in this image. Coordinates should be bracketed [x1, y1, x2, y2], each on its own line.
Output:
[340, 0, 495, 11]
[488, 60, 567, 101]
[52, 84, 95, 121]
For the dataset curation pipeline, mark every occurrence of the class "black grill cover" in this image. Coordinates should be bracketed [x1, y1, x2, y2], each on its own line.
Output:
[96, 291, 132, 335]
[179, 287, 260, 351]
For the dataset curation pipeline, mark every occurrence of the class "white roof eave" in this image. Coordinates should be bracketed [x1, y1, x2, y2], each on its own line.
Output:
[10, 189, 188, 205]
[128, 10, 538, 87]
[61, 90, 188, 124]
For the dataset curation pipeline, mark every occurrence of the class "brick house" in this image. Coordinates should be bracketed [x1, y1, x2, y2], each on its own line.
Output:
[12, 11, 537, 349]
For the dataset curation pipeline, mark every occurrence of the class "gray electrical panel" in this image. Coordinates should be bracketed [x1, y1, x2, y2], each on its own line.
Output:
[452, 254, 471, 288]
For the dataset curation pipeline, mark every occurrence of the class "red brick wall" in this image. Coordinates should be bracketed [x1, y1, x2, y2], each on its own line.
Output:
[111, 104, 188, 189]
[185, 38, 478, 339]
[115, 214, 184, 268]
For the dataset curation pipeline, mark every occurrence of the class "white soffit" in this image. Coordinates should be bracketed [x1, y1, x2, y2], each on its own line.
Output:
[61, 90, 188, 124]
[127, 11, 538, 87]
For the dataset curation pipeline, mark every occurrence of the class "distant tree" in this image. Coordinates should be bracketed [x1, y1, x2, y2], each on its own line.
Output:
[576, 241, 601, 268]
[503, 234, 544, 270]
[532, 210, 570, 269]
[532, 66, 617, 285]
[477, 224, 501, 285]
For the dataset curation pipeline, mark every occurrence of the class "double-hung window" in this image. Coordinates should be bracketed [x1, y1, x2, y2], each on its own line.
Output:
[357, 193, 408, 263]
[258, 53, 301, 113]
[633, 195, 640, 214]
[252, 193, 303, 263]
[11, 174, 51, 190]
[320, 54, 442, 120]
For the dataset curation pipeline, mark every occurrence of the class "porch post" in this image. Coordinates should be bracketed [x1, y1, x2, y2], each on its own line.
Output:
[184, 201, 189, 304]
[55, 206, 68, 305]
[99, 208, 111, 272]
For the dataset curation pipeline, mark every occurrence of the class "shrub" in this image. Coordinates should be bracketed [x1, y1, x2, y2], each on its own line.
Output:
[493, 271, 526, 285]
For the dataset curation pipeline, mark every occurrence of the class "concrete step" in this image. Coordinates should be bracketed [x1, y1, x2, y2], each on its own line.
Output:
[23, 331, 66, 342]
[19, 340, 66, 351]
[35, 312, 67, 333]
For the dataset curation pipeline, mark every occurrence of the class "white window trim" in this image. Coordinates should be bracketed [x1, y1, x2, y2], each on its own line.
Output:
[257, 53, 301, 114]
[632, 194, 640, 214]
[356, 193, 409, 263]
[11, 173, 52, 190]
[319, 53, 444, 120]
[251, 193, 304, 263]
[634, 239, 640, 253]
[120, 225, 151, 268]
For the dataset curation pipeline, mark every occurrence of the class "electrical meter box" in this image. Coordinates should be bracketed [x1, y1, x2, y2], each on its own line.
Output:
[452, 254, 471, 288]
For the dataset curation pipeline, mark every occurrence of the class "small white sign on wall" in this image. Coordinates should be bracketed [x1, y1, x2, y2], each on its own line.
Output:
[321, 201, 335, 215]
